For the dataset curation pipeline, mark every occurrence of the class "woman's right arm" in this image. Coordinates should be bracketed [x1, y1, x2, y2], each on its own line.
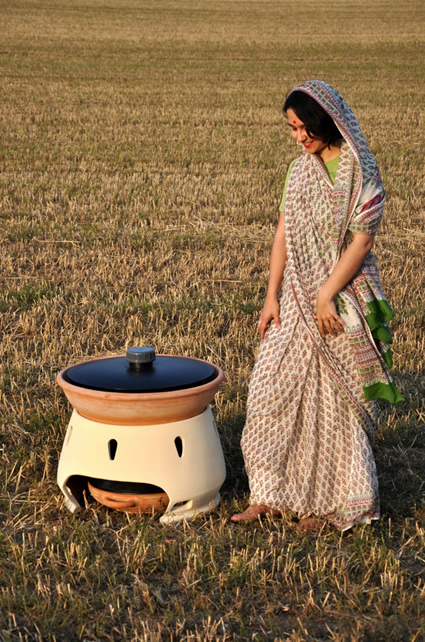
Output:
[258, 211, 287, 339]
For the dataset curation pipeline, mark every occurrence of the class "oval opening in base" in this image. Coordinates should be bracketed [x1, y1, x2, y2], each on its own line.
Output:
[108, 439, 118, 460]
[174, 436, 183, 458]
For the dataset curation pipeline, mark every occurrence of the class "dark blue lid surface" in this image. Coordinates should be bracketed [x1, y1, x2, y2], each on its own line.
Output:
[64, 352, 217, 393]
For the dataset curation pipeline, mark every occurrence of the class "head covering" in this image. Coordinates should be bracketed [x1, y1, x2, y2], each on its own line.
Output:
[293, 80, 373, 173]
[290, 80, 385, 241]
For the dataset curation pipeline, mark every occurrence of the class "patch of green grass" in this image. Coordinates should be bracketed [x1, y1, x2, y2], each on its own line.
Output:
[2, 284, 55, 311]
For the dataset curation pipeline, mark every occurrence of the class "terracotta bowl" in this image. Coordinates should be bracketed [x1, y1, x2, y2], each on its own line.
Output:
[57, 355, 224, 425]
[88, 481, 169, 514]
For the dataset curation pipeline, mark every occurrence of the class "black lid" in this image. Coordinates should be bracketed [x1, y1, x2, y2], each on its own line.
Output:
[63, 348, 218, 393]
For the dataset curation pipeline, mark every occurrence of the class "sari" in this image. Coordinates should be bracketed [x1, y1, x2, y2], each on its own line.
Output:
[241, 81, 402, 530]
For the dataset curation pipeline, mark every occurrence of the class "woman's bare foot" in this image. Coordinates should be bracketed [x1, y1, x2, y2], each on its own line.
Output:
[231, 504, 282, 523]
[296, 517, 326, 534]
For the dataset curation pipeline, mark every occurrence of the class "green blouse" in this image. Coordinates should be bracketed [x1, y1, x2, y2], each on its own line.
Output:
[279, 155, 340, 212]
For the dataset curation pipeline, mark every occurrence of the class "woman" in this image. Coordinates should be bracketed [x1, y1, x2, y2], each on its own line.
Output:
[231, 80, 403, 531]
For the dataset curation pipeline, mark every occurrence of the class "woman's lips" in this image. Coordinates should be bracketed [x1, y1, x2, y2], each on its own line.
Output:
[303, 141, 313, 148]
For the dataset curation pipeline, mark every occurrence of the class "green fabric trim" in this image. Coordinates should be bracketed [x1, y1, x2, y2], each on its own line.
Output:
[363, 381, 404, 404]
[381, 348, 393, 369]
[372, 325, 393, 343]
[365, 299, 394, 332]
[364, 300, 402, 400]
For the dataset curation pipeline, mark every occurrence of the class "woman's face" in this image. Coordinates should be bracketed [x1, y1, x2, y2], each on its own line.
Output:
[286, 108, 328, 158]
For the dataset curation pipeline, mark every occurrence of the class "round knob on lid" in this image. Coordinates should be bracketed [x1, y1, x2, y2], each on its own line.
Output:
[126, 347, 156, 366]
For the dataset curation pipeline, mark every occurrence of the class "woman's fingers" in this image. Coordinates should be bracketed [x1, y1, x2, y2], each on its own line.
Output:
[317, 318, 326, 337]
[325, 320, 338, 337]
[260, 316, 272, 340]
[317, 315, 345, 337]
[315, 294, 346, 337]
[258, 307, 281, 339]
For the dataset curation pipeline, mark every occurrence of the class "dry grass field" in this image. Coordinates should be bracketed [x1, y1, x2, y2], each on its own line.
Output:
[1, 0, 425, 639]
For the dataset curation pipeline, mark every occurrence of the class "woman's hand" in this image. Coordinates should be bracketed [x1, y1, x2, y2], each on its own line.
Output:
[314, 233, 374, 338]
[258, 296, 281, 340]
[315, 288, 345, 338]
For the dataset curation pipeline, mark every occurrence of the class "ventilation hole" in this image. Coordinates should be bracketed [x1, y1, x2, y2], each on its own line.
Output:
[174, 436, 183, 458]
[108, 439, 118, 461]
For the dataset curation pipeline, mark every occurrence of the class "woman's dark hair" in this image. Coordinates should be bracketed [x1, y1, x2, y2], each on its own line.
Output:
[283, 90, 343, 148]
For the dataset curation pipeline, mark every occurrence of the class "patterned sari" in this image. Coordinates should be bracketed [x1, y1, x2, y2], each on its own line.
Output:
[241, 81, 402, 530]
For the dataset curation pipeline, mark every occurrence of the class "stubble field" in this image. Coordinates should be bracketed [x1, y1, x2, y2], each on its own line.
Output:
[1, 0, 425, 640]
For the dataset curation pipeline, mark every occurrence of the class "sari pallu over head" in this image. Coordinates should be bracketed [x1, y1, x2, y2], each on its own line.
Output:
[284, 80, 403, 404]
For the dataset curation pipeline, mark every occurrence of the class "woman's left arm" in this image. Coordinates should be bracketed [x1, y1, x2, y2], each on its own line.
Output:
[316, 233, 375, 337]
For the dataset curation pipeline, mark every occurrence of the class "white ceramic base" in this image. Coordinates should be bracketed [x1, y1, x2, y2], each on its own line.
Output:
[57, 406, 226, 523]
